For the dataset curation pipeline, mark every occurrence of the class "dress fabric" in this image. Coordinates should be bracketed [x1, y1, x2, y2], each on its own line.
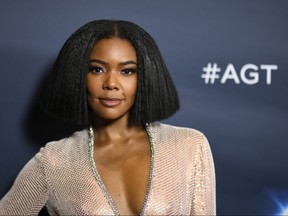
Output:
[0, 122, 216, 215]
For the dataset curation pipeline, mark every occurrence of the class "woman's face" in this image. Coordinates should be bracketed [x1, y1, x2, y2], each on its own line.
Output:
[86, 38, 138, 122]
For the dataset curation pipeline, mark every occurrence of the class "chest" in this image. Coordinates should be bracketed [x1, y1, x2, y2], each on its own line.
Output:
[46, 146, 194, 216]
[93, 141, 152, 215]
[45, 127, 198, 215]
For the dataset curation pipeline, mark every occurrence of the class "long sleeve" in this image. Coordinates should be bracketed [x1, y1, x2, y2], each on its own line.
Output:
[0, 149, 48, 215]
[191, 134, 216, 215]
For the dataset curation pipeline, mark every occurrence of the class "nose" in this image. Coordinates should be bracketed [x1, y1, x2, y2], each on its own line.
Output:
[102, 72, 119, 90]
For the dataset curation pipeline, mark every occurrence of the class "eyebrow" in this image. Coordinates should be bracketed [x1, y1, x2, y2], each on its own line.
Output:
[89, 59, 137, 66]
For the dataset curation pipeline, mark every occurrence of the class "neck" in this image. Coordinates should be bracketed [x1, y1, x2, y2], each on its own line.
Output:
[91, 115, 144, 142]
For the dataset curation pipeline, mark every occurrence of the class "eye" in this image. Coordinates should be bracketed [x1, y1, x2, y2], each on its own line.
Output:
[89, 66, 104, 74]
[121, 68, 137, 75]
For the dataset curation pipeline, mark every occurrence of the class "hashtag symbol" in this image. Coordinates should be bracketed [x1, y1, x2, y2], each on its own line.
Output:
[201, 63, 221, 84]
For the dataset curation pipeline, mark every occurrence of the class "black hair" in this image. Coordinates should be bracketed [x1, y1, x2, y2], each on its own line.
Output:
[40, 20, 180, 125]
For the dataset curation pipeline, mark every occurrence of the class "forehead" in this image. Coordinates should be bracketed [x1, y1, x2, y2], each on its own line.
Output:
[90, 38, 136, 60]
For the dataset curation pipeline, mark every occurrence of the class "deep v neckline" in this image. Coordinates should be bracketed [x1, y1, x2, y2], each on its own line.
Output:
[88, 124, 155, 215]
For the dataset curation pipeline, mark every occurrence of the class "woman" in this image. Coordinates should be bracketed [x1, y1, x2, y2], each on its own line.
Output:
[0, 20, 216, 215]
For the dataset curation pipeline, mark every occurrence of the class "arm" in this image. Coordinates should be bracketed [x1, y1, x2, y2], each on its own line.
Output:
[0, 149, 48, 215]
[191, 134, 216, 215]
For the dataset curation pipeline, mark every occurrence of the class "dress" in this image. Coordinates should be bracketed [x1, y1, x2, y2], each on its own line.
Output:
[0, 122, 216, 215]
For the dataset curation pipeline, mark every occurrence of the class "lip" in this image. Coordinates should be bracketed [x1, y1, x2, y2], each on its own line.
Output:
[98, 98, 123, 107]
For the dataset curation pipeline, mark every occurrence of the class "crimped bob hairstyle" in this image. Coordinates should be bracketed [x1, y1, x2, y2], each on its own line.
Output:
[40, 20, 180, 125]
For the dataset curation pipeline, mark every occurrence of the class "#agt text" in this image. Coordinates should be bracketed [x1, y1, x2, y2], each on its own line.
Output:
[201, 63, 278, 85]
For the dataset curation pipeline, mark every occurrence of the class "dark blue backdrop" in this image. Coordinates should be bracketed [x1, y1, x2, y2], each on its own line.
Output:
[1, 1, 288, 215]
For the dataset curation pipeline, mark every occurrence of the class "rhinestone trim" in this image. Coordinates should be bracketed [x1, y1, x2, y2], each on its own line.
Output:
[88, 124, 155, 215]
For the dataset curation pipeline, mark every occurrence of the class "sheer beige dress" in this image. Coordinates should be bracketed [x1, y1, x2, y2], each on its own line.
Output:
[0, 123, 216, 215]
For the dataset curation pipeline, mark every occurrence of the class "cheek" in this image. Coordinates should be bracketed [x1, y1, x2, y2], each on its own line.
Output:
[86, 79, 101, 96]
[129, 76, 138, 90]
[126, 80, 138, 99]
